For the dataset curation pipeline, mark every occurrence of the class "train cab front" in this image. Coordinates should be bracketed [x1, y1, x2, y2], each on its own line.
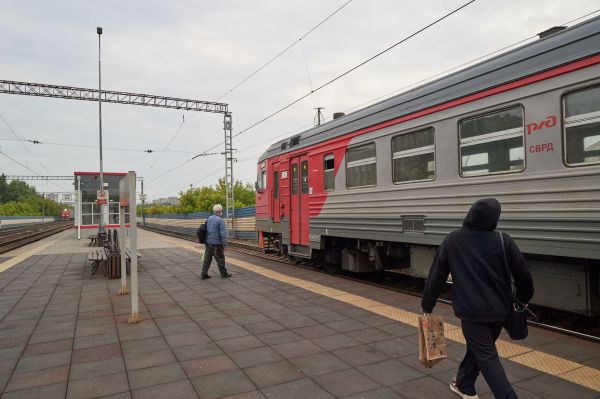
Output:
[255, 155, 286, 255]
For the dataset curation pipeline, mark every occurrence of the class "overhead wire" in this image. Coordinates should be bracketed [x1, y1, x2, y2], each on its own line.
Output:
[231, 0, 478, 140]
[146, 0, 477, 186]
[145, 0, 355, 182]
[0, 137, 201, 155]
[216, 0, 354, 101]
[147, 5, 600, 195]
[0, 113, 68, 191]
[343, 8, 600, 114]
[0, 111, 51, 174]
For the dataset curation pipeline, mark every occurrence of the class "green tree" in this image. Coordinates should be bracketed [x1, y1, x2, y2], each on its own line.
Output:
[142, 178, 256, 215]
[0, 175, 62, 217]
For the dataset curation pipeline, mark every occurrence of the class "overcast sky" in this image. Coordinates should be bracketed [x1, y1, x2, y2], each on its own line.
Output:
[0, 0, 598, 201]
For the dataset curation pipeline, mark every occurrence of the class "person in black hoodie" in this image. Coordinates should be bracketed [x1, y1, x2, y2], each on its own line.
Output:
[422, 198, 533, 399]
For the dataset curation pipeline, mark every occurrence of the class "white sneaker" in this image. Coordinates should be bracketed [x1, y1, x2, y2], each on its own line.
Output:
[450, 379, 479, 399]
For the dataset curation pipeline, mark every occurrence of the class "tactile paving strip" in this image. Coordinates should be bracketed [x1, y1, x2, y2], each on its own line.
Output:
[0, 234, 64, 272]
[157, 235, 600, 393]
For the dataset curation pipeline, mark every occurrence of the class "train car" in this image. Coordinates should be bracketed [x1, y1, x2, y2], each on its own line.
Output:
[255, 17, 600, 316]
[60, 208, 73, 221]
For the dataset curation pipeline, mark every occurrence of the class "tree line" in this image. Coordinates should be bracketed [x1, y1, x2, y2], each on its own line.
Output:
[0, 174, 63, 216]
[141, 178, 256, 215]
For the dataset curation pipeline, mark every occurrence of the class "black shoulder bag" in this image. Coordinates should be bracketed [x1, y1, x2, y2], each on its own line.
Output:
[498, 231, 533, 340]
[197, 220, 208, 244]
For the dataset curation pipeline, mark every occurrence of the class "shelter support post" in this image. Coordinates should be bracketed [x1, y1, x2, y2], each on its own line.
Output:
[127, 171, 142, 324]
[118, 204, 128, 295]
[77, 176, 81, 240]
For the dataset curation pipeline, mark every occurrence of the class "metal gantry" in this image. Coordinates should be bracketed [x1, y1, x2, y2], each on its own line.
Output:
[1, 80, 236, 233]
[4, 175, 74, 180]
[4, 175, 144, 181]
[0, 80, 228, 113]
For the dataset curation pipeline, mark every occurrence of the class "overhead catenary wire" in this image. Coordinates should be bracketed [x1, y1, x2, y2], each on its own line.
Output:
[147, 5, 599, 191]
[343, 8, 600, 114]
[231, 0, 477, 140]
[145, 0, 355, 181]
[0, 137, 202, 155]
[146, 0, 477, 186]
[0, 115, 68, 192]
[0, 111, 51, 175]
[216, 0, 354, 101]
[151, 156, 257, 198]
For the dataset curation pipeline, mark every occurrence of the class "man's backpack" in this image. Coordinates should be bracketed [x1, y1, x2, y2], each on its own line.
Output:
[196, 220, 208, 244]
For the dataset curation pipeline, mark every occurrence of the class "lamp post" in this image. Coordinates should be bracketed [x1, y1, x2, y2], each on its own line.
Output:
[97, 26, 105, 235]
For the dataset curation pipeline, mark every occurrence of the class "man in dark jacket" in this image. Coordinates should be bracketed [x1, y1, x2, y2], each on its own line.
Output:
[422, 198, 533, 399]
[201, 204, 232, 279]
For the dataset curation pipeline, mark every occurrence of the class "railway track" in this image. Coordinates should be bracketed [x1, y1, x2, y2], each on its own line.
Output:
[140, 224, 600, 343]
[0, 221, 72, 255]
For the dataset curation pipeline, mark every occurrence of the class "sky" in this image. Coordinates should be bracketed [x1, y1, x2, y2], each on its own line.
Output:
[0, 0, 598, 201]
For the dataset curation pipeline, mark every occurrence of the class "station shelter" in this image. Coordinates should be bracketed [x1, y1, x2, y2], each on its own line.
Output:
[74, 172, 131, 232]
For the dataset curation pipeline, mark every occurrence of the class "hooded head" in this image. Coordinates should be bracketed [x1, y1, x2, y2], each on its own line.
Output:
[463, 198, 501, 230]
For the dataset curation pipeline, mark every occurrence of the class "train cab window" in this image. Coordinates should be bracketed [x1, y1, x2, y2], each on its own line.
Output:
[564, 86, 600, 166]
[392, 128, 435, 183]
[291, 164, 299, 194]
[260, 171, 267, 190]
[346, 142, 377, 188]
[324, 154, 335, 191]
[459, 106, 525, 176]
[274, 171, 279, 199]
[301, 161, 309, 194]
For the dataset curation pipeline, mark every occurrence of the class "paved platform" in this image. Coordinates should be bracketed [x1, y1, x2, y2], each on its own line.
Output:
[0, 229, 598, 399]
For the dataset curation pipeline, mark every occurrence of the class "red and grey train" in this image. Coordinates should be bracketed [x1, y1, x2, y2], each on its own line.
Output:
[256, 18, 600, 315]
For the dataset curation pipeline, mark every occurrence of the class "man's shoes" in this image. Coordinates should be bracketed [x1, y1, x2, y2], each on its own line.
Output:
[221, 273, 232, 278]
[200, 274, 211, 280]
[450, 379, 478, 399]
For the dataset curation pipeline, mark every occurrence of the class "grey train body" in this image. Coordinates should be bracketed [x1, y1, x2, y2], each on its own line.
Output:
[257, 17, 600, 315]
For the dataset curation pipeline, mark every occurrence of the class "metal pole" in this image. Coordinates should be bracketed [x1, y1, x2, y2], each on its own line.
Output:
[128, 171, 141, 323]
[141, 179, 145, 227]
[77, 175, 81, 240]
[97, 26, 105, 235]
[41, 193, 45, 224]
[118, 200, 128, 295]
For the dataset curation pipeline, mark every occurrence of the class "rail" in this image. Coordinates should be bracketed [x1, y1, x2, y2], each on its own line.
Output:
[0, 221, 72, 255]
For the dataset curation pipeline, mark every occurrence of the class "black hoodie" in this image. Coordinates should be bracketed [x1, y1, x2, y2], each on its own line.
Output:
[421, 198, 534, 323]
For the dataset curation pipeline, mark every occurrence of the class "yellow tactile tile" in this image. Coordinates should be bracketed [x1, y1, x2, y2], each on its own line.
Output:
[510, 351, 583, 375]
[444, 327, 467, 344]
[155, 234, 600, 393]
[560, 366, 600, 392]
[495, 340, 532, 358]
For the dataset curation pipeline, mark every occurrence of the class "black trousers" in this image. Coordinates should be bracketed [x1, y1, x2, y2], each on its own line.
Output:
[457, 320, 517, 399]
[202, 244, 228, 276]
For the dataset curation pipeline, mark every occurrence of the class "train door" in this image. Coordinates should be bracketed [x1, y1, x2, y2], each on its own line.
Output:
[290, 155, 309, 246]
[272, 163, 280, 223]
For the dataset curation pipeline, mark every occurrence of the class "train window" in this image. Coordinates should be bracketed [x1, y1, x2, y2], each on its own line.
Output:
[459, 106, 524, 176]
[392, 128, 435, 183]
[346, 142, 377, 188]
[274, 171, 279, 199]
[260, 171, 267, 190]
[291, 163, 298, 194]
[301, 161, 309, 194]
[564, 86, 600, 166]
[324, 154, 335, 191]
